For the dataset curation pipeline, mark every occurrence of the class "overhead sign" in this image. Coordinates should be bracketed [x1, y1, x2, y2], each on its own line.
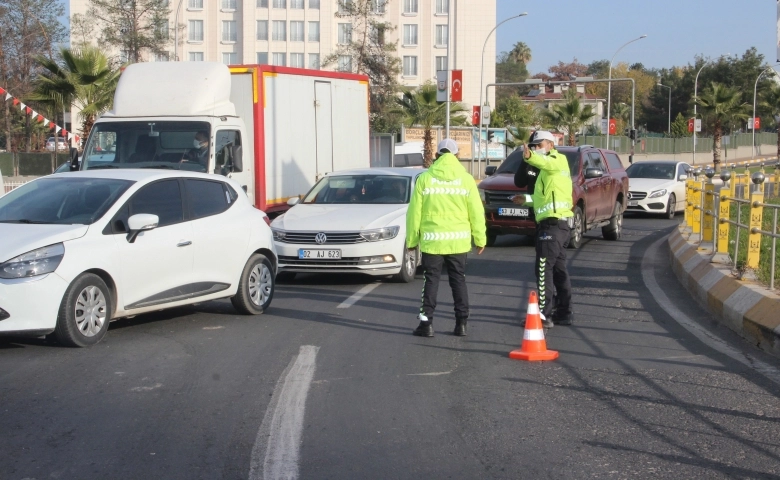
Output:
[436, 70, 448, 102]
[451, 70, 462, 102]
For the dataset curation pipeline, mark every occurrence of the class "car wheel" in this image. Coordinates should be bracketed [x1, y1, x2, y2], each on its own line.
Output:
[54, 273, 112, 348]
[393, 246, 418, 283]
[486, 233, 497, 247]
[665, 194, 676, 219]
[231, 254, 275, 315]
[602, 201, 623, 241]
[568, 206, 584, 249]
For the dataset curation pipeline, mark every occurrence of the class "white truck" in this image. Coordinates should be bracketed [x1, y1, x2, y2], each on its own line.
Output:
[77, 62, 371, 214]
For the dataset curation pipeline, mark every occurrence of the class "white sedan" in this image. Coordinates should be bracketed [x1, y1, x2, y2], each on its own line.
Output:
[271, 168, 423, 282]
[0, 170, 276, 347]
[625, 160, 690, 219]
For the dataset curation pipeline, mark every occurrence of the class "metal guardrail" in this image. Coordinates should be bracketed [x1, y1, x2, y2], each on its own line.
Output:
[579, 133, 777, 155]
[685, 164, 780, 290]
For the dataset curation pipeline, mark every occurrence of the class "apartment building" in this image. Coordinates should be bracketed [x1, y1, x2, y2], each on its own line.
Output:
[69, 0, 496, 109]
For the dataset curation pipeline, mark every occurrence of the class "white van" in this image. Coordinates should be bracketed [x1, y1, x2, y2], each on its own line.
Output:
[393, 142, 424, 168]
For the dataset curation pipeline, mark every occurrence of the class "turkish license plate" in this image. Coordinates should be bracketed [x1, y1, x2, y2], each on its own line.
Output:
[498, 207, 529, 217]
[628, 200, 639, 207]
[299, 249, 341, 259]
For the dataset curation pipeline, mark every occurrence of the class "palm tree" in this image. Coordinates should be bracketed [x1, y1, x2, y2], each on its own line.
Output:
[507, 42, 532, 65]
[30, 45, 122, 147]
[696, 82, 749, 171]
[542, 89, 595, 146]
[394, 82, 468, 166]
[611, 102, 630, 137]
[760, 83, 780, 160]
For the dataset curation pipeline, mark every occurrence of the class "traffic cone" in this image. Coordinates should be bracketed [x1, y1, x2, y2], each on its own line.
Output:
[509, 291, 559, 361]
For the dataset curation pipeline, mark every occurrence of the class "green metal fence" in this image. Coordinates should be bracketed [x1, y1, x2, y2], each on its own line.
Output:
[0, 152, 69, 176]
[578, 133, 777, 155]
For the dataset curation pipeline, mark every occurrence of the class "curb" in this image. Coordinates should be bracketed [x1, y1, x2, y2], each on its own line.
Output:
[668, 227, 780, 357]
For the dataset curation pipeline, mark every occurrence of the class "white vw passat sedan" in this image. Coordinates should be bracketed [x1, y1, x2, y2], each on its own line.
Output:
[271, 168, 423, 282]
[0, 170, 277, 347]
[625, 160, 690, 219]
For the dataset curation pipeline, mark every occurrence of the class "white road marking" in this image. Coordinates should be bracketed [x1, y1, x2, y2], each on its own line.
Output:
[248, 345, 320, 480]
[642, 237, 780, 385]
[406, 371, 452, 376]
[203, 326, 225, 330]
[336, 283, 381, 309]
[130, 383, 163, 392]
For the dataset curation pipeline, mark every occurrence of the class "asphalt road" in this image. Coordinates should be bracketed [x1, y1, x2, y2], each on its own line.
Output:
[2, 215, 780, 480]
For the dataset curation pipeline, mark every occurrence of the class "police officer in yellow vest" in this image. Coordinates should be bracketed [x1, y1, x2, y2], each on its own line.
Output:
[514, 131, 574, 327]
[406, 139, 487, 337]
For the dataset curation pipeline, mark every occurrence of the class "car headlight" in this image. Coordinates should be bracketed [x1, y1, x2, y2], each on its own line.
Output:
[648, 189, 668, 198]
[272, 229, 287, 241]
[478, 189, 486, 203]
[0, 243, 65, 279]
[360, 226, 400, 242]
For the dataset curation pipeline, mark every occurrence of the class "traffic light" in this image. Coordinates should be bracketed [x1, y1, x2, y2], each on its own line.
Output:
[629, 129, 637, 140]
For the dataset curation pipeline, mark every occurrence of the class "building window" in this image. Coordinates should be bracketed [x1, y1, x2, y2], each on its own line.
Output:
[435, 56, 447, 72]
[435, 25, 448, 47]
[403, 55, 417, 76]
[290, 53, 304, 68]
[221, 0, 236, 9]
[257, 52, 269, 64]
[188, 0, 203, 9]
[272, 21, 286, 41]
[308, 0, 319, 8]
[222, 52, 238, 64]
[189, 20, 204, 41]
[403, 0, 417, 14]
[290, 0, 303, 8]
[154, 52, 170, 62]
[338, 23, 352, 45]
[308, 53, 320, 69]
[435, 0, 448, 14]
[272, 0, 286, 7]
[290, 21, 304, 41]
[403, 24, 417, 46]
[370, 0, 385, 14]
[308, 21, 320, 41]
[272, 52, 286, 66]
[222, 21, 237, 42]
[189, 52, 204, 61]
[156, 23, 170, 40]
[338, 0, 352, 13]
[256, 20, 268, 40]
[257, 0, 268, 6]
[338, 55, 352, 72]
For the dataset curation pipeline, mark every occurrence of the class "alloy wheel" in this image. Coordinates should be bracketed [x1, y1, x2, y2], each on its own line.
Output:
[249, 263, 273, 307]
[74, 286, 107, 337]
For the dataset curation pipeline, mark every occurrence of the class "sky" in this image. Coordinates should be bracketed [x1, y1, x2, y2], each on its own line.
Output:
[496, 0, 778, 74]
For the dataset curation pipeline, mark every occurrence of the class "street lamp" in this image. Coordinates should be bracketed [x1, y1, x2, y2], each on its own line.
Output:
[657, 83, 671, 135]
[174, 0, 186, 61]
[606, 35, 646, 149]
[692, 61, 711, 165]
[477, 12, 528, 176]
[752, 63, 780, 158]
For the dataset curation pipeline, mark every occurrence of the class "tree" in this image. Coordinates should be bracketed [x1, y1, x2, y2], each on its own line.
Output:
[491, 95, 539, 129]
[394, 82, 468, 167]
[696, 82, 749, 171]
[670, 112, 692, 138]
[759, 84, 780, 159]
[72, 0, 171, 63]
[542, 89, 595, 146]
[30, 46, 122, 146]
[507, 42, 532, 65]
[547, 59, 588, 81]
[495, 52, 529, 101]
[322, 0, 401, 133]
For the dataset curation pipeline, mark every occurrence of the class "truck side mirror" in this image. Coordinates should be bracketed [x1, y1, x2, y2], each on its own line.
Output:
[231, 145, 243, 172]
[484, 165, 497, 176]
[69, 147, 79, 171]
[584, 167, 604, 179]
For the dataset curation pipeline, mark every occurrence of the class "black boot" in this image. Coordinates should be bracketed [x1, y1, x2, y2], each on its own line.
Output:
[454, 318, 467, 336]
[413, 321, 434, 337]
[553, 311, 573, 326]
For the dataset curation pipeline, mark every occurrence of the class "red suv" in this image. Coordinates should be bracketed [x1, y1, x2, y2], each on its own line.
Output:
[478, 145, 629, 248]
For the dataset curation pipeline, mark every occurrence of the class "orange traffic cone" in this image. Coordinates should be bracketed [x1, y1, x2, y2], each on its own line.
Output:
[509, 291, 559, 361]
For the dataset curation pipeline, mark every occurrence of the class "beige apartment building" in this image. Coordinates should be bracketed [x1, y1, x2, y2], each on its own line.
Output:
[69, 0, 497, 110]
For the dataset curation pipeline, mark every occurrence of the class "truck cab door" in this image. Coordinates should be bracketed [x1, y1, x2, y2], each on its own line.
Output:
[214, 129, 253, 200]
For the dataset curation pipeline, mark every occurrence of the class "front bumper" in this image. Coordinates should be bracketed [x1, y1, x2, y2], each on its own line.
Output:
[274, 239, 404, 275]
[484, 205, 537, 236]
[626, 191, 668, 213]
[0, 273, 69, 334]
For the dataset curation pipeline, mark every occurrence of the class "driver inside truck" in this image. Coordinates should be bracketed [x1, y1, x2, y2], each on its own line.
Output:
[181, 131, 210, 168]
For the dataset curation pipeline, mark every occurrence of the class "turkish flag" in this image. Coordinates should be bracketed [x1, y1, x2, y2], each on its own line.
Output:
[608, 118, 616, 135]
[754, 117, 760, 130]
[688, 118, 694, 133]
[472, 106, 480, 126]
[451, 70, 462, 102]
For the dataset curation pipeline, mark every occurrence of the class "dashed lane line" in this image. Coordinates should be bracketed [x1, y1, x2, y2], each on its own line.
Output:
[336, 283, 381, 309]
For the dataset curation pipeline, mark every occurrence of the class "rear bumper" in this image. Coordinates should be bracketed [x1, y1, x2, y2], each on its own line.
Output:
[484, 206, 536, 236]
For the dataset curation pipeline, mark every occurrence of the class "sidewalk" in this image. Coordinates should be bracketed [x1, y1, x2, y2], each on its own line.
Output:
[668, 226, 780, 357]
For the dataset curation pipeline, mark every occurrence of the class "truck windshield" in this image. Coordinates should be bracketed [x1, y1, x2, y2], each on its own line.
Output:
[302, 175, 411, 204]
[82, 121, 211, 172]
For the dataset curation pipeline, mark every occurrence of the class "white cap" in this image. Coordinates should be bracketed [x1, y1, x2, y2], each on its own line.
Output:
[529, 130, 555, 145]
[437, 138, 459, 155]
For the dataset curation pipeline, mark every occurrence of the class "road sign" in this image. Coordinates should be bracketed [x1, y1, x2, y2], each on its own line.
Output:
[472, 106, 480, 126]
[451, 70, 462, 102]
[601, 119, 608, 134]
[695, 118, 702, 132]
[436, 70, 447, 102]
[481, 105, 491, 126]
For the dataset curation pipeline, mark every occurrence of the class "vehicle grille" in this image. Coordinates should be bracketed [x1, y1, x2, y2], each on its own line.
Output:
[485, 190, 518, 205]
[279, 256, 362, 266]
[628, 191, 647, 200]
[278, 231, 366, 244]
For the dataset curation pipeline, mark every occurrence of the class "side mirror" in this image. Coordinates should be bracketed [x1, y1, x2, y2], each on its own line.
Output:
[127, 213, 159, 243]
[287, 197, 300, 206]
[484, 165, 497, 176]
[69, 147, 79, 171]
[584, 167, 604, 179]
[231, 145, 243, 172]
[678, 174, 688, 181]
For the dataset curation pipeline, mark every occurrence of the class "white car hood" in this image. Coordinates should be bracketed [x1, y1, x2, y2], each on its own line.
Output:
[0, 224, 90, 263]
[273, 204, 408, 231]
[629, 178, 676, 193]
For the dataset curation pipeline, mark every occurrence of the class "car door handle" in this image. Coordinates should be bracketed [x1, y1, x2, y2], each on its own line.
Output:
[177, 240, 192, 247]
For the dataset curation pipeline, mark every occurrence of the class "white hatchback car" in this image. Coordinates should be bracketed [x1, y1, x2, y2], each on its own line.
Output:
[626, 160, 690, 219]
[0, 170, 276, 347]
[271, 168, 423, 282]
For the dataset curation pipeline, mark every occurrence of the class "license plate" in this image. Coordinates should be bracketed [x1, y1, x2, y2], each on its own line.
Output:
[299, 249, 341, 259]
[628, 201, 639, 207]
[498, 208, 529, 217]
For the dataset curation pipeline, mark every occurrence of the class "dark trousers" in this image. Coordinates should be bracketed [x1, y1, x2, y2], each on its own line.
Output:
[535, 218, 572, 319]
[419, 253, 469, 322]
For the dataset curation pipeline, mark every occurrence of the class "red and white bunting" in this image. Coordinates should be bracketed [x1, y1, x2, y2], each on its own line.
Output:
[1, 84, 76, 141]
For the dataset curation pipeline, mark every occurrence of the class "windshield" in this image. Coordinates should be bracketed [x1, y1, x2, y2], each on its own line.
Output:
[626, 163, 676, 180]
[82, 121, 211, 172]
[0, 177, 134, 225]
[494, 148, 581, 176]
[302, 175, 411, 204]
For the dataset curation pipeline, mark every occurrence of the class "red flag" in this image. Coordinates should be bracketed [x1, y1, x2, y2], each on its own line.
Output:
[36, 114, 44, 122]
[688, 118, 694, 133]
[451, 70, 462, 102]
[12, 98, 19, 106]
[608, 118, 616, 135]
[472, 106, 480, 126]
[25, 106, 32, 115]
[62, 129, 68, 137]
[50, 123, 57, 130]
[75, 135, 80, 143]
[0, 87, 5, 95]
[754, 117, 760, 129]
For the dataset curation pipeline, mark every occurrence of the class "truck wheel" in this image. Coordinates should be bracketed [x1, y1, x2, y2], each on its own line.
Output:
[486, 233, 497, 247]
[568, 206, 584, 249]
[231, 254, 275, 315]
[54, 273, 112, 348]
[602, 201, 623, 241]
[664, 194, 676, 219]
[392, 247, 418, 283]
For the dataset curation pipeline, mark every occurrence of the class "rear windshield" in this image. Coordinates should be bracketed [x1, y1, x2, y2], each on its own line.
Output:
[496, 148, 581, 176]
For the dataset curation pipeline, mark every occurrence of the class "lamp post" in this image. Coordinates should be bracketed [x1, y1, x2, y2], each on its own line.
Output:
[477, 12, 527, 176]
[657, 83, 671, 134]
[692, 61, 710, 165]
[606, 35, 646, 149]
[752, 63, 780, 158]
[174, 0, 186, 61]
